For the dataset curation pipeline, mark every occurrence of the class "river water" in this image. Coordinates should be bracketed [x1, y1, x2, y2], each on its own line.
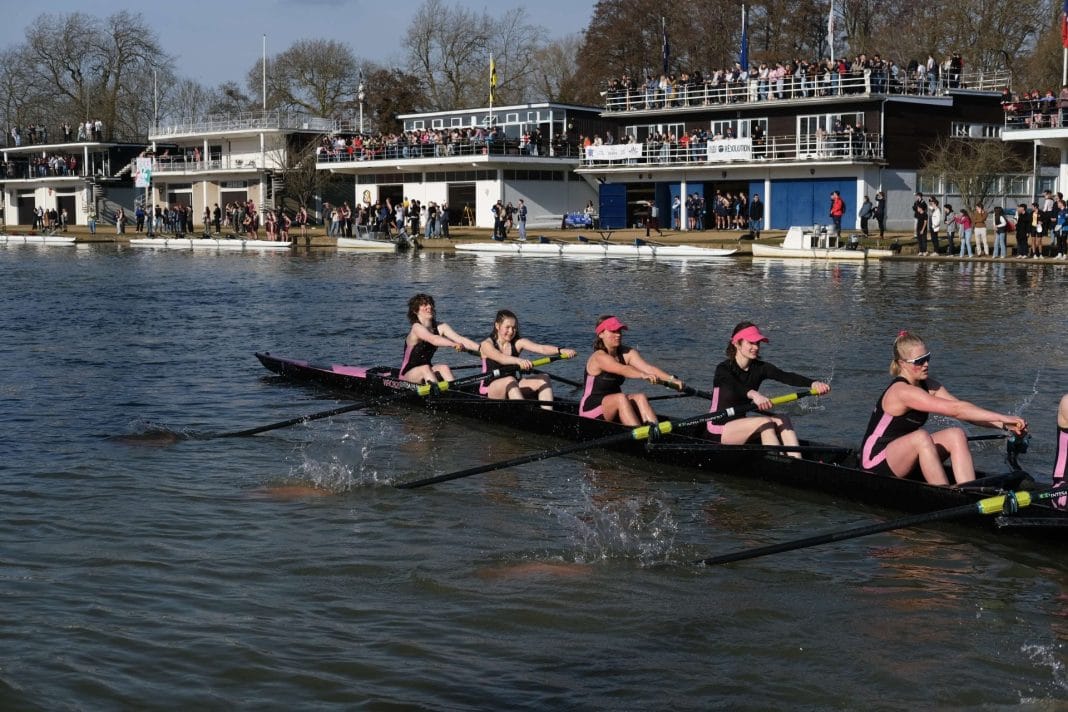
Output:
[2, 244, 1067, 709]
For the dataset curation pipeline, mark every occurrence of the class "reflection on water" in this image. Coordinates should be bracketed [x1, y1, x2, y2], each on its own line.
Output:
[3, 245, 1068, 708]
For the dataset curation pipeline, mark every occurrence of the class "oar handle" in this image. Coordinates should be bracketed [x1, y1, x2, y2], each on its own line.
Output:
[660, 389, 821, 435]
[654, 378, 715, 401]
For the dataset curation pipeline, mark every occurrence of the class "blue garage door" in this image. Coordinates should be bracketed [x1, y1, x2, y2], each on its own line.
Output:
[769, 178, 854, 230]
[598, 183, 627, 229]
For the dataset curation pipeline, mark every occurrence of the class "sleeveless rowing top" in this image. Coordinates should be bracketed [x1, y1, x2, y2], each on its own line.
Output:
[400, 322, 439, 376]
[860, 377, 930, 471]
[579, 347, 629, 419]
[480, 340, 518, 395]
[1054, 426, 1068, 509]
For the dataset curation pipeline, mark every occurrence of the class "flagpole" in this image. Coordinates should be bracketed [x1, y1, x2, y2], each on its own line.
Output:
[262, 34, 267, 112]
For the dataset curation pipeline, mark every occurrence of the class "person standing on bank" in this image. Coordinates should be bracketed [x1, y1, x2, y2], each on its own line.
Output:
[859, 195, 873, 237]
[829, 191, 845, 237]
[517, 199, 528, 241]
[927, 197, 942, 255]
[874, 191, 887, 240]
[913, 197, 929, 255]
[972, 202, 989, 256]
[992, 205, 1009, 258]
[749, 193, 764, 239]
[943, 203, 957, 254]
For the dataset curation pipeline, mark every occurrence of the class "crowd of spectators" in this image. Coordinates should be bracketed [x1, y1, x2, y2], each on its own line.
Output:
[6, 120, 107, 147]
[323, 197, 451, 239]
[1001, 86, 1068, 128]
[605, 52, 968, 109]
[316, 126, 580, 162]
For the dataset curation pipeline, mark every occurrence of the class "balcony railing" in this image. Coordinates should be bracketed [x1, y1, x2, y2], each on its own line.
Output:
[603, 69, 1011, 113]
[579, 133, 883, 169]
[1003, 103, 1068, 130]
[316, 139, 582, 164]
[149, 156, 268, 174]
[152, 110, 337, 138]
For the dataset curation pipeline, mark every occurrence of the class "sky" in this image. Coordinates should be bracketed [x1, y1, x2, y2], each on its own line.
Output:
[0, 0, 592, 87]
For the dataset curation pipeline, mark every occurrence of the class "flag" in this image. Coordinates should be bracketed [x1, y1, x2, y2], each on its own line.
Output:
[827, 0, 836, 59]
[1062, 0, 1068, 49]
[489, 54, 497, 105]
[661, 17, 670, 75]
[740, 4, 749, 71]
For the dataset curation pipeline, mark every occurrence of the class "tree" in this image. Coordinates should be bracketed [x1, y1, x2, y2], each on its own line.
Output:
[528, 35, 586, 104]
[22, 11, 173, 140]
[252, 39, 362, 117]
[920, 137, 1030, 209]
[362, 67, 429, 134]
[402, 0, 546, 110]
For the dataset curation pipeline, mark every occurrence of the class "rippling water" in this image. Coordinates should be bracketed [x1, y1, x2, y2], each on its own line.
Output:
[2, 244, 1067, 709]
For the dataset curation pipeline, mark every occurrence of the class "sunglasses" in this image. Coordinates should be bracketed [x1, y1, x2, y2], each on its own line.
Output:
[903, 352, 931, 366]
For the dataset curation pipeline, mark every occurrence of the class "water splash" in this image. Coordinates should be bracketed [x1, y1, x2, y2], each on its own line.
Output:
[107, 420, 190, 446]
[550, 476, 678, 566]
[1020, 642, 1068, 699]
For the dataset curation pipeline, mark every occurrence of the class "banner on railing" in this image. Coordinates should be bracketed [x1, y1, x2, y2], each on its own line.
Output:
[585, 144, 644, 161]
[135, 158, 153, 187]
[707, 138, 752, 162]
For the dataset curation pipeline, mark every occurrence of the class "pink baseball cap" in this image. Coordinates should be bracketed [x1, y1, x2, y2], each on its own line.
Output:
[732, 325, 769, 344]
[595, 316, 628, 334]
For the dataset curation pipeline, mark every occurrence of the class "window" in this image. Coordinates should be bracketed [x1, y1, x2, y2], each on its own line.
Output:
[432, 119, 444, 129]
[917, 174, 941, 194]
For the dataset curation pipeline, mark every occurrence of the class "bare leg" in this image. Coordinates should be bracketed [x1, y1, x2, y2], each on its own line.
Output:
[602, 393, 641, 426]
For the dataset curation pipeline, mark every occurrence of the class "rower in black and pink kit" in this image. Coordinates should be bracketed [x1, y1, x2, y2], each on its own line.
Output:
[860, 330, 1027, 485]
[1054, 394, 1068, 509]
[479, 309, 576, 407]
[706, 322, 830, 458]
[400, 293, 480, 385]
[579, 315, 681, 426]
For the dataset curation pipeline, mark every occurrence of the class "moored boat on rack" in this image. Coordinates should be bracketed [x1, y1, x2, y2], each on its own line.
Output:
[453, 238, 737, 258]
[0, 233, 76, 245]
[128, 236, 292, 250]
[751, 226, 894, 260]
[254, 351, 1068, 539]
[336, 233, 412, 251]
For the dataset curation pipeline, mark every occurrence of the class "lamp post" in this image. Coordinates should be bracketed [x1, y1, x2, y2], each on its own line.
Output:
[358, 73, 365, 135]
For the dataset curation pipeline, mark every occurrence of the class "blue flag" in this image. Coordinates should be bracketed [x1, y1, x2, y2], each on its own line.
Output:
[661, 17, 669, 74]
[740, 5, 749, 70]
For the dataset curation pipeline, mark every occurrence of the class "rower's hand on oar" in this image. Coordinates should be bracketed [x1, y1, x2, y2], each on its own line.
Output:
[811, 381, 831, 396]
[558, 348, 577, 359]
[517, 358, 534, 371]
[748, 390, 774, 410]
[1002, 417, 1027, 436]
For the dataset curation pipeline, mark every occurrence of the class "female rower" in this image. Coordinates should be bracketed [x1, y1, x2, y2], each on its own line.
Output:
[400, 293, 480, 385]
[579, 315, 681, 426]
[860, 330, 1027, 485]
[1053, 394, 1068, 509]
[707, 322, 830, 458]
[479, 309, 577, 405]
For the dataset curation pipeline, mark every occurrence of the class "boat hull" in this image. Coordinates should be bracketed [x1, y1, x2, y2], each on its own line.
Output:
[254, 351, 1068, 539]
[751, 243, 894, 259]
[336, 236, 403, 251]
[454, 242, 737, 258]
[0, 234, 76, 245]
[128, 237, 292, 250]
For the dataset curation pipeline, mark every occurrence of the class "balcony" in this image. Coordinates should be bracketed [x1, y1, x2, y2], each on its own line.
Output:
[603, 69, 1010, 113]
[579, 133, 883, 170]
[148, 156, 264, 175]
[316, 138, 582, 165]
[152, 110, 337, 139]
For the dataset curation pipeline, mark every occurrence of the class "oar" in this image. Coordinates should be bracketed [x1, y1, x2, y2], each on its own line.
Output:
[694, 486, 1064, 567]
[655, 378, 714, 401]
[396, 388, 820, 489]
[216, 354, 570, 438]
[462, 348, 583, 389]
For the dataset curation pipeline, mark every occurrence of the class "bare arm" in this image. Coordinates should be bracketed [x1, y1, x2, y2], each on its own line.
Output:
[889, 381, 1027, 434]
[514, 337, 577, 359]
[481, 338, 532, 370]
[410, 323, 466, 350]
[438, 323, 480, 352]
[623, 348, 682, 387]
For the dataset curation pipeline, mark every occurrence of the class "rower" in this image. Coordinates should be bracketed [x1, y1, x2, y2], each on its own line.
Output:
[859, 330, 1027, 485]
[400, 293, 480, 385]
[479, 309, 577, 408]
[706, 322, 830, 458]
[1054, 394, 1068, 509]
[579, 315, 681, 426]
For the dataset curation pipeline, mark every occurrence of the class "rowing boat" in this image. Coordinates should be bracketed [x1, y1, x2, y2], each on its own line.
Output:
[751, 226, 894, 260]
[128, 236, 292, 250]
[1, 233, 76, 245]
[453, 239, 737, 259]
[254, 351, 1068, 539]
[337, 234, 411, 251]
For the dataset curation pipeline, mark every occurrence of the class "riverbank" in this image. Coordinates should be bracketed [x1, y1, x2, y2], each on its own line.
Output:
[4, 224, 1056, 261]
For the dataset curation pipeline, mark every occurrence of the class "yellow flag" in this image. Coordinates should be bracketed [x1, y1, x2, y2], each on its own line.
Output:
[490, 55, 497, 104]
